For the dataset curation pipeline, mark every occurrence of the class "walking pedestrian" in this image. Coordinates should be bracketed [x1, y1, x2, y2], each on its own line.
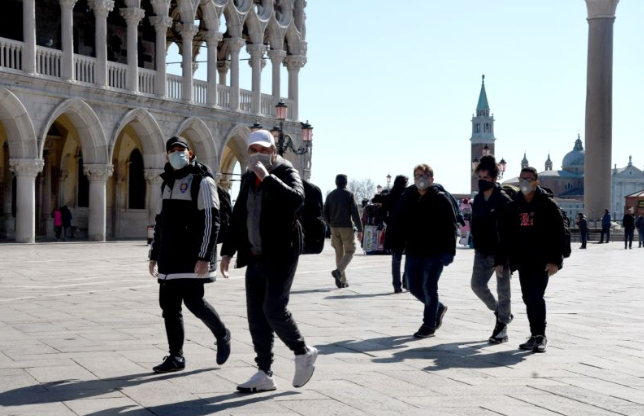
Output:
[60, 205, 72, 241]
[576, 212, 588, 249]
[220, 129, 317, 393]
[470, 155, 513, 344]
[599, 209, 611, 243]
[623, 207, 635, 250]
[392, 164, 456, 338]
[636, 214, 644, 248]
[52, 207, 63, 241]
[148, 136, 231, 373]
[323, 174, 363, 288]
[382, 175, 409, 293]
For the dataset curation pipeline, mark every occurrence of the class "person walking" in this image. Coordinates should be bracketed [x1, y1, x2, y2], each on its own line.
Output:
[576, 213, 588, 249]
[52, 208, 63, 241]
[599, 209, 611, 243]
[392, 164, 456, 338]
[498, 167, 567, 353]
[220, 129, 317, 393]
[470, 155, 513, 344]
[636, 214, 644, 248]
[148, 136, 231, 373]
[623, 207, 636, 250]
[323, 174, 363, 288]
[60, 205, 72, 241]
[382, 175, 409, 293]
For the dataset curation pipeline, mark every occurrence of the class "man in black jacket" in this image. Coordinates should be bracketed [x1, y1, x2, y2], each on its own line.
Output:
[148, 136, 231, 373]
[383, 175, 408, 293]
[498, 167, 566, 353]
[470, 156, 513, 344]
[623, 207, 636, 249]
[220, 130, 317, 393]
[392, 164, 456, 338]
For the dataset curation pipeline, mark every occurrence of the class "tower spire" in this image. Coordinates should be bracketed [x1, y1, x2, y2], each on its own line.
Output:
[476, 74, 490, 115]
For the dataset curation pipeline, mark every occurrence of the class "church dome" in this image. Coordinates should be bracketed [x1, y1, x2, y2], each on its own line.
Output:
[562, 135, 585, 169]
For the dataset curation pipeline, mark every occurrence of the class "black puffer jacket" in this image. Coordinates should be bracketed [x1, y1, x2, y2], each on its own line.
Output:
[221, 157, 304, 268]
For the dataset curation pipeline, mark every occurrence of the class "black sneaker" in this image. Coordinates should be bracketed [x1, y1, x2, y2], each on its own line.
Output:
[341, 281, 350, 288]
[216, 329, 231, 365]
[413, 325, 435, 338]
[489, 321, 508, 344]
[435, 304, 448, 330]
[519, 336, 537, 351]
[533, 335, 547, 353]
[331, 270, 342, 288]
[153, 355, 185, 373]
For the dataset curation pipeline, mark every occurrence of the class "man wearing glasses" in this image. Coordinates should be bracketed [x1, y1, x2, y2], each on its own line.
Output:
[498, 167, 566, 353]
[391, 164, 456, 338]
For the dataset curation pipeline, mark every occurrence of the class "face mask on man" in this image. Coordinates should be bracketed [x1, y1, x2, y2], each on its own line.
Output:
[168, 151, 189, 170]
[415, 177, 430, 191]
[250, 153, 273, 170]
[478, 179, 494, 192]
[519, 179, 534, 195]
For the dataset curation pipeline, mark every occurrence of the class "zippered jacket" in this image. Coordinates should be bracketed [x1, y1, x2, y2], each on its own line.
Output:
[471, 183, 512, 262]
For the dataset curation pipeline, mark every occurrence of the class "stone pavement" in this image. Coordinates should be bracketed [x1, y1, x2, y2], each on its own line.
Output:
[0, 240, 643, 416]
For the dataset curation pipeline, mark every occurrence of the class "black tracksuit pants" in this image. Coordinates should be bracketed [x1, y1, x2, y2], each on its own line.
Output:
[518, 267, 550, 336]
[159, 279, 227, 357]
[246, 255, 307, 373]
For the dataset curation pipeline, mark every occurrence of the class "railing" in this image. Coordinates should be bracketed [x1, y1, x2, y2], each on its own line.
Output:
[240, 89, 252, 113]
[107, 61, 127, 89]
[74, 55, 95, 84]
[0, 38, 23, 71]
[218, 85, 230, 108]
[260, 94, 274, 117]
[138, 68, 156, 95]
[194, 79, 208, 104]
[167, 74, 182, 100]
[36, 46, 61, 77]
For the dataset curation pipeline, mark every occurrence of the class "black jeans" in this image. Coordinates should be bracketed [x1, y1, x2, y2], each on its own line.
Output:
[159, 279, 227, 357]
[246, 255, 306, 373]
[518, 266, 550, 336]
[580, 230, 587, 247]
[624, 229, 634, 248]
[600, 226, 610, 243]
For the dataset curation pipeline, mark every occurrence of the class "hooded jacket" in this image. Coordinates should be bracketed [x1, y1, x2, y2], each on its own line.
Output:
[221, 156, 304, 268]
[471, 183, 512, 262]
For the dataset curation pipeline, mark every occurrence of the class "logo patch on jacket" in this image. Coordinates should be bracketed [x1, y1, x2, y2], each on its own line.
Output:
[180, 181, 189, 193]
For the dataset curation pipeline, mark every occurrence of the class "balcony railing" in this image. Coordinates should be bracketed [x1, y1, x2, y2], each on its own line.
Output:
[139, 68, 156, 95]
[36, 46, 61, 78]
[107, 61, 127, 89]
[0, 38, 22, 71]
[75, 55, 95, 84]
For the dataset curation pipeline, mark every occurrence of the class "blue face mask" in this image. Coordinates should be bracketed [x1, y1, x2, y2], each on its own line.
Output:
[168, 151, 189, 170]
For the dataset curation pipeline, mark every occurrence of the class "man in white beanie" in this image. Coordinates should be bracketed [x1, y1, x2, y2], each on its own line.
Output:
[221, 130, 318, 393]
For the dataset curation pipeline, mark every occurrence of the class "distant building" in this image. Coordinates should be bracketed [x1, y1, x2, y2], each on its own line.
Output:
[612, 156, 644, 216]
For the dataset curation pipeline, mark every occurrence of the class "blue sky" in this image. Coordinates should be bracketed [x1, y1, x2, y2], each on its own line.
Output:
[173, 1, 643, 196]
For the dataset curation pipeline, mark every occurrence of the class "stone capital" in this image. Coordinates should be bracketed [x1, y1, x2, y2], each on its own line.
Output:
[119, 7, 146, 25]
[217, 61, 231, 71]
[83, 164, 114, 181]
[267, 49, 287, 63]
[284, 55, 306, 71]
[144, 168, 165, 184]
[89, 0, 114, 17]
[9, 159, 44, 177]
[59, 0, 78, 11]
[176, 22, 198, 39]
[204, 31, 223, 44]
[246, 44, 268, 57]
[225, 37, 246, 53]
[586, 0, 619, 19]
[149, 15, 173, 30]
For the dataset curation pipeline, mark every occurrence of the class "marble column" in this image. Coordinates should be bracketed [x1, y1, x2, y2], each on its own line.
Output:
[84, 164, 113, 241]
[90, 0, 114, 88]
[217, 61, 229, 86]
[247, 44, 267, 115]
[284, 55, 306, 120]
[22, 0, 36, 74]
[205, 31, 223, 107]
[267, 49, 286, 109]
[9, 159, 44, 243]
[60, 0, 77, 81]
[41, 151, 54, 236]
[584, 0, 619, 220]
[144, 168, 164, 226]
[178, 23, 197, 102]
[120, 7, 145, 92]
[149, 15, 173, 98]
[227, 37, 245, 111]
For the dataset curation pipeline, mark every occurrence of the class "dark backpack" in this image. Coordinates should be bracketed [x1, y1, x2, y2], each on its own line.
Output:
[434, 183, 466, 228]
[560, 207, 572, 258]
[501, 184, 520, 200]
[299, 179, 326, 254]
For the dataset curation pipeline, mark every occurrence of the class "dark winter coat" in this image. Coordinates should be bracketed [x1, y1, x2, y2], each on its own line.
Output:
[323, 188, 362, 232]
[471, 183, 512, 262]
[623, 213, 635, 230]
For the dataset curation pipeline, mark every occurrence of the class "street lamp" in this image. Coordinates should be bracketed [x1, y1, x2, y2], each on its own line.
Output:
[269, 100, 314, 157]
[386, 174, 391, 189]
[471, 146, 507, 179]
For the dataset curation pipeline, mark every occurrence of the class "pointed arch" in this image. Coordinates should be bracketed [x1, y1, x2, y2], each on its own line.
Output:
[175, 0, 195, 22]
[220, 123, 250, 176]
[265, 17, 285, 50]
[41, 98, 108, 164]
[112, 108, 166, 169]
[175, 117, 217, 169]
[244, 10, 265, 44]
[0, 88, 38, 159]
[284, 22, 302, 55]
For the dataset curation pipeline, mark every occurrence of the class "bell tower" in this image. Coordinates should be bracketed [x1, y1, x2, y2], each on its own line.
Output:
[470, 75, 496, 193]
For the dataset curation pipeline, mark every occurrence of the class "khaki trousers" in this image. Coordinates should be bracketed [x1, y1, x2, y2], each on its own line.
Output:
[330, 227, 356, 283]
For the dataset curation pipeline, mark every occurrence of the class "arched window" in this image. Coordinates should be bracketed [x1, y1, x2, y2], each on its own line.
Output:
[77, 153, 89, 207]
[128, 149, 146, 209]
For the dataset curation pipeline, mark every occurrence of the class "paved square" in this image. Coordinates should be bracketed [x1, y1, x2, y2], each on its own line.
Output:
[0, 241, 643, 415]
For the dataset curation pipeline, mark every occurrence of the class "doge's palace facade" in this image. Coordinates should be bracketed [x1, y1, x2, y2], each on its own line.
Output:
[0, 0, 310, 243]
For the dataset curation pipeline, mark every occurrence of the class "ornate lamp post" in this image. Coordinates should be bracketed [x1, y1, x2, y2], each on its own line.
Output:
[269, 100, 314, 157]
[472, 145, 507, 178]
[386, 174, 391, 189]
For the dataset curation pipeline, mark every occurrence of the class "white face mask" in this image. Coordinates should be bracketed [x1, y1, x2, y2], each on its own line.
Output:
[249, 153, 273, 170]
[415, 178, 430, 191]
[168, 151, 189, 170]
[519, 179, 534, 195]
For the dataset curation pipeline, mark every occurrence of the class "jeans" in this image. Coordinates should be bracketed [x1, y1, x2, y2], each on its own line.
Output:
[405, 255, 445, 329]
[159, 279, 227, 357]
[600, 226, 610, 243]
[330, 227, 356, 283]
[639, 229, 644, 247]
[470, 251, 512, 325]
[246, 255, 307, 373]
[392, 251, 405, 290]
[517, 266, 549, 336]
[625, 229, 634, 248]
[580, 230, 587, 248]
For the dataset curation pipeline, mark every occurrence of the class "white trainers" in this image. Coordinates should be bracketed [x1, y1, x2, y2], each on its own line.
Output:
[236, 370, 277, 393]
[293, 346, 318, 388]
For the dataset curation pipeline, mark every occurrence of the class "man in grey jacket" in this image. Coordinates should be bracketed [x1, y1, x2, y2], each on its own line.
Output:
[324, 174, 363, 288]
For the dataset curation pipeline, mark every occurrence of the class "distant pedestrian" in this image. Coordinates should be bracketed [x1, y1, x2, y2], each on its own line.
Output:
[52, 208, 63, 241]
[392, 164, 456, 338]
[470, 155, 513, 344]
[382, 175, 409, 293]
[498, 167, 567, 353]
[599, 209, 611, 243]
[636, 214, 644, 248]
[323, 174, 363, 288]
[623, 207, 635, 250]
[576, 213, 588, 249]
[60, 205, 72, 241]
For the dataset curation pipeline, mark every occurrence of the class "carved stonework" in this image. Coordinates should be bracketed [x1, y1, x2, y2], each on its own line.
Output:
[83, 164, 114, 181]
[89, 0, 114, 17]
[149, 16, 173, 30]
[284, 55, 307, 71]
[9, 159, 44, 177]
[120, 7, 146, 25]
[204, 31, 223, 45]
[267, 49, 287, 64]
[144, 168, 164, 184]
[176, 23, 198, 40]
[225, 37, 246, 53]
[59, 0, 78, 10]
[586, 0, 619, 19]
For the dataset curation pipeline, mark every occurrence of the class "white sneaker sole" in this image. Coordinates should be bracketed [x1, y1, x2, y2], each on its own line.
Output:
[293, 348, 318, 388]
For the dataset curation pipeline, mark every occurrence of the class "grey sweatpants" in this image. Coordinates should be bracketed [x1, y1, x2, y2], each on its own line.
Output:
[471, 251, 512, 325]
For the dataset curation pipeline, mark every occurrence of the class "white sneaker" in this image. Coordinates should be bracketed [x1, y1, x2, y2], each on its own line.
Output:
[293, 346, 318, 388]
[236, 370, 277, 393]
